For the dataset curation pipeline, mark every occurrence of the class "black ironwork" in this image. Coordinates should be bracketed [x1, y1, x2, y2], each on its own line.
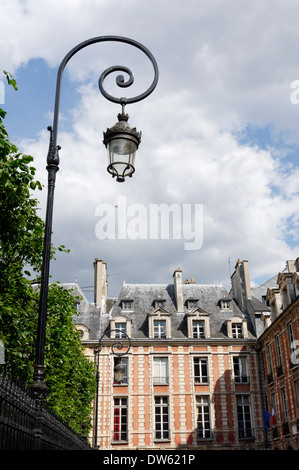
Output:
[32, 36, 158, 395]
[93, 329, 131, 448]
[0, 368, 90, 450]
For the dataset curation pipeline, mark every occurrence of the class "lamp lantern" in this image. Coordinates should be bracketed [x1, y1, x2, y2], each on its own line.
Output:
[114, 358, 126, 383]
[103, 112, 141, 182]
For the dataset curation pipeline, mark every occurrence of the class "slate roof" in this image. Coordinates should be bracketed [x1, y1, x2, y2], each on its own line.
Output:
[98, 281, 255, 340]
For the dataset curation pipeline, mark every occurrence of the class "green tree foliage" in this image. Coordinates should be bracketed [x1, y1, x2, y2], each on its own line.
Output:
[44, 284, 96, 434]
[0, 75, 96, 434]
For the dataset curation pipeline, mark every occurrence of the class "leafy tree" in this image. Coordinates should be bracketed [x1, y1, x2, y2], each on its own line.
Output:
[0, 73, 96, 434]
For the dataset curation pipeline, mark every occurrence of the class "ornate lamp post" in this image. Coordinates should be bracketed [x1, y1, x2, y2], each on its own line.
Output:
[93, 329, 131, 448]
[31, 36, 158, 395]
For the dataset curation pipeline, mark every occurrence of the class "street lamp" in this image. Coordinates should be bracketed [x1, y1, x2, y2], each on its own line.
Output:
[94, 329, 131, 448]
[31, 36, 158, 395]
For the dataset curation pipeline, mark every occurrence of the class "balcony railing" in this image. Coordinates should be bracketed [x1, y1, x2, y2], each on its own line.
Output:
[272, 426, 279, 440]
[234, 375, 250, 384]
[153, 377, 169, 385]
[238, 427, 255, 439]
[196, 429, 213, 440]
[194, 376, 209, 384]
[113, 378, 129, 386]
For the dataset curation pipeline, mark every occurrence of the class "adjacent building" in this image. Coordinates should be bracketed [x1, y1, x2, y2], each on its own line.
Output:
[230, 258, 299, 450]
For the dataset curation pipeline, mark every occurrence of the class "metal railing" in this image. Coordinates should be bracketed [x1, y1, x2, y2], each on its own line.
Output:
[0, 368, 91, 450]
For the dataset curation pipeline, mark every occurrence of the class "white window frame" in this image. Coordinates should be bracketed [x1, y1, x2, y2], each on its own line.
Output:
[196, 395, 212, 439]
[153, 357, 169, 385]
[154, 396, 170, 441]
[148, 310, 171, 339]
[233, 356, 249, 383]
[112, 397, 128, 443]
[186, 310, 210, 339]
[193, 357, 209, 384]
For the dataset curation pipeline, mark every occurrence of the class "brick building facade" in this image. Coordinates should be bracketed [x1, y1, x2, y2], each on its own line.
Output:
[72, 257, 299, 450]
[258, 260, 299, 449]
[74, 259, 267, 450]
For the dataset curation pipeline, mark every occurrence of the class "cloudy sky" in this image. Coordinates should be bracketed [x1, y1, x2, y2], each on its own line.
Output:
[1, 0, 299, 301]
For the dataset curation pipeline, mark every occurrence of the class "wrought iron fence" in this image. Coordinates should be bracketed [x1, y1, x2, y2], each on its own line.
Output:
[0, 367, 91, 450]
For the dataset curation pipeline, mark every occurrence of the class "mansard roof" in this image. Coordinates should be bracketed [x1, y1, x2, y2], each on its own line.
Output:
[98, 282, 254, 340]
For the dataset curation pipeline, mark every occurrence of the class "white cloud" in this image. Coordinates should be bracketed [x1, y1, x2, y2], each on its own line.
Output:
[2, 0, 299, 298]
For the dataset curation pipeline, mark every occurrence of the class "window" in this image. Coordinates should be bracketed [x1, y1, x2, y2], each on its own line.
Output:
[188, 299, 198, 309]
[266, 343, 272, 374]
[270, 393, 278, 439]
[148, 311, 171, 339]
[153, 357, 169, 384]
[266, 343, 274, 384]
[236, 395, 253, 439]
[221, 299, 231, 310]
[280, 388, 289, 423]
[154, 396, 170, 440]
[226, 317, 248, 339]
[232, 323, 243, 338]
[114, 357, 128, 385]
[110, 316, 132, 339]
[186, 311, 210, 339]
[287, 322, 295, 354]
[113, 397, 128, 442]
[122, 300, 133, 310]
[75, 323, 89, 340]
[196, 396, 211, 439]
[155, 300, 165, 309]
[275, 335, 283, 376]
[154, 320, 166, 339]
[192, 320, 205, 339]
[233, 357, 249, 383]
[295, 381, 299, 413]
[194, 357, 209, 384]
[115, 323, 127, 338]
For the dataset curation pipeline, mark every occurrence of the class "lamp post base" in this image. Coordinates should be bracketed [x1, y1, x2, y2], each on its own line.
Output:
[31, 366, 48, 397]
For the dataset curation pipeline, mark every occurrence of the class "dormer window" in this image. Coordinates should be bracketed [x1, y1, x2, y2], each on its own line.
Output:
[187, 299, 198, 310]
[232, 323, 243, 338]
[192, 320, 205, 339]
[225, 316, 248, 339]
[220, 299, 232, 310]
[186, 309, 210, 339]
[115, 322, 127, 338]
[148, 310, 171, 339]
[154, 320, 166, 339]
[121, 300, 133, 310]
[75, 323, 89, 341]
[155, 300, 166, 309]
[110, 316, 132, 338]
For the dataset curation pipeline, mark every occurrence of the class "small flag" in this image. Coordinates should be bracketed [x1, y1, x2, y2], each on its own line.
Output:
[271, 407, 276, 426]
[263, 409, 271, 431]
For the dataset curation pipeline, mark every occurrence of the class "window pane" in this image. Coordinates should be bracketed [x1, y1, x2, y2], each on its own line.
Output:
[154, 320, 166, 338]
[194, 357, 208, 383]
[155, 396, 169, 440]
[113, 398, 127, 442]
[193, 321, 205, 338]
[196, 396, 211, 439]
[153, 357, 168, 384]
[115, 323, 127, 338]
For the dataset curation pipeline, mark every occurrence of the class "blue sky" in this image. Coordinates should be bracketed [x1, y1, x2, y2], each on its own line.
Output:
[1, 0, 299, 300]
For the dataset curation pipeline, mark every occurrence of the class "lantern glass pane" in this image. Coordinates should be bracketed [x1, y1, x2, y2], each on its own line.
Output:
[108, 138, 137, 180]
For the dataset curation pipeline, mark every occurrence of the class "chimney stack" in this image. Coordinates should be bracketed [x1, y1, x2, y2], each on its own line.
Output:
[94, 258, 107, 312]
[173, 268, 184, 312]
